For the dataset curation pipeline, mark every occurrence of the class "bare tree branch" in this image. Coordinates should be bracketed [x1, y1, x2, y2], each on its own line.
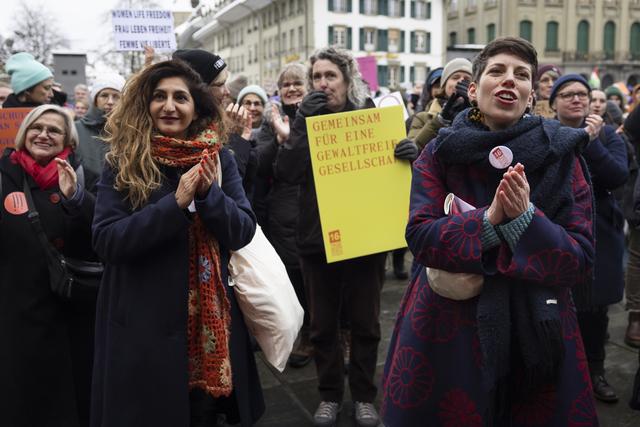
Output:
[4, 3, 70, 67]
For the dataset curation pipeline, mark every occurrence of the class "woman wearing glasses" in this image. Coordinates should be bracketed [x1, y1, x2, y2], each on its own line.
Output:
[0, 105, 97, 427]
[254, 64, 312, 368]
[551, 74, 628, 404]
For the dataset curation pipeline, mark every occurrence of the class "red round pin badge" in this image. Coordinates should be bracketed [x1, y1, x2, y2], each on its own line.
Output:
[4, 192, 29, 215]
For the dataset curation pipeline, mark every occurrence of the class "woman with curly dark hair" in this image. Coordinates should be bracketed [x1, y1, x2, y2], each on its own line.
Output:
[90, 59, 264, 427]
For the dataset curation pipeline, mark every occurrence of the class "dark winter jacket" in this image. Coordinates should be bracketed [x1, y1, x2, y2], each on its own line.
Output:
[2, 93, 41, 108]
[275, 100, 362, 256]
[228, 133, 258, 205]
[0, 149, 96, 427]
[90, 147, 264, 427]
[255, 106, 300, 267]
[582, 124, 628, 306]
[75, 106, 108, 194]
[382, 114, 597, 426]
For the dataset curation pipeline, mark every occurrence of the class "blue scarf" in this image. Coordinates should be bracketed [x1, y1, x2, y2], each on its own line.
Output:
[434, 108, 592, 421]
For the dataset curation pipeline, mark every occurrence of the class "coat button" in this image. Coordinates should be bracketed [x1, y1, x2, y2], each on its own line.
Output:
[49, 193, 61, 204]
[53, 238, 64, 250]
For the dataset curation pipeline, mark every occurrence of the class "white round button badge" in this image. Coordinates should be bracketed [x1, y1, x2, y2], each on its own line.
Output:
[489, 146, 514, 169]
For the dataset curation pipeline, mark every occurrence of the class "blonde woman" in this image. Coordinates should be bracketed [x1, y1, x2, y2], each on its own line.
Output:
[0, 104, 97, 427]
[91, 60, 264, 427]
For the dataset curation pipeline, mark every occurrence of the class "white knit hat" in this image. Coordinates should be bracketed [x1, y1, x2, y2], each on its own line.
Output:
[90, 73, 126, 104]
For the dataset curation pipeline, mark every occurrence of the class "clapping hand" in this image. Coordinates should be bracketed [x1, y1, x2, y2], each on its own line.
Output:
[498, 163, 530, 219]
[195, 149, 218, 198]
[584, 114, 604, 142]
[55, 158, 77, 199]
[271, 104, 290, 144]
[225, 103, 253, 139]
[175, 149, 219, 209]
[487, 163, 529, 223]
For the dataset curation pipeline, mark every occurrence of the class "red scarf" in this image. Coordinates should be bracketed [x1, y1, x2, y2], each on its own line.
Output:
[10, 147, 72, 190]
[151, 124, 233, 397]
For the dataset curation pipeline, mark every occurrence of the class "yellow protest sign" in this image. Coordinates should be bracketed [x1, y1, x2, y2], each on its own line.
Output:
[306, 105, 410, 263]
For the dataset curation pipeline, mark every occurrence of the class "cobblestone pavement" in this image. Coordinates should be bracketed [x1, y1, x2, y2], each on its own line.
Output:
[253, 260, 640, 427]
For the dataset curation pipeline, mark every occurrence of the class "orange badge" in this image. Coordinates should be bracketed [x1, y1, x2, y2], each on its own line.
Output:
[4, 192, 28, 215]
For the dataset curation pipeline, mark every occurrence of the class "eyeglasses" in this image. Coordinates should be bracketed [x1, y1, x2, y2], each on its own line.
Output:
[557, 91, 589, 101]
[281, 81, 304, 89]
[27, 124, 65, 137]
[242, 100, 264, 108]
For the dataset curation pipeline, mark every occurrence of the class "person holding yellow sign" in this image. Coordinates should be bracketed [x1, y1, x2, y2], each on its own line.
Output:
[275, 47, 415, 427]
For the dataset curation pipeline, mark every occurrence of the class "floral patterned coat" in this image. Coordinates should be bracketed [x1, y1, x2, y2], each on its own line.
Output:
[381, 141, 598, 427]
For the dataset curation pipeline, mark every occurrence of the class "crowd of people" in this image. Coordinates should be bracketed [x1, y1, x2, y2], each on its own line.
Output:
[1, 36, 640, 427]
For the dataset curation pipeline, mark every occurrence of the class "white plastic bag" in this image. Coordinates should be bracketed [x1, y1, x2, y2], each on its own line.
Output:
[229, 225, 304, 372]
[214, 152, 303, 371]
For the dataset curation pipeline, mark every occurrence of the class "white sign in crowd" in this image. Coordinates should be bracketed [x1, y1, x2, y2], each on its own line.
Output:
[111, 9, 177, 52]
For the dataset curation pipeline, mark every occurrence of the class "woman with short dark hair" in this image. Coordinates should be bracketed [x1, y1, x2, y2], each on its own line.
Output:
[383, 37, 598, 426]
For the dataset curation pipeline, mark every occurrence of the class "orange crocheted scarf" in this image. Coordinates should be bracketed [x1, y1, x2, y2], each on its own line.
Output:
[152, 124, 233, 397]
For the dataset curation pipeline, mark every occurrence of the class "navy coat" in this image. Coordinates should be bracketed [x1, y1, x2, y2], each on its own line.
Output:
[90, 147, 264, 427]
[382, 140, 597, 426]
[582, 124, 629, 306]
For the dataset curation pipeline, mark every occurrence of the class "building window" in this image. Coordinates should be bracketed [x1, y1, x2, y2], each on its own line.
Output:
[331, 0, 351, 12]
[449, 31, 458, 46]
[414, 65, 427, 83]
[604, 21, 615, 59]
[254, 43, 258, 62]
[577, 20, 589, 56]
[290, 0, 295, 15]
[467, 0, 477, 7]
[290, 29, 295, 52]
[299, 26, 304, 51]
[366, 28, 376, 49]
[519, 20, 532, 42]
[412, 0, 430, 18]
[631, 22, 640, 59]
[486, 23, 495, 42]
[389, 0, 403, 16]
[413, 31, 429, 52]
[545, 21, 559, 51]
[363, 0, 377, 15]
[330, 26, 352, 49]
[467, 27, 475, 44]
[451, 0, 458, 11]
[389, 29, 404, 52]
[282, 32, 287, 53]
[389, 65, 401, 88]
[335, 27, 347, 47]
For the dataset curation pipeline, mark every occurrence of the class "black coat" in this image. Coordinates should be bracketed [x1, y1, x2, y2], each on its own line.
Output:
[0, 150, 96, 427]
[90, 147, 264, 427]
[255, 111, 301, 268]
[582, 124, 629, 306]
[275, 101, 361, 256]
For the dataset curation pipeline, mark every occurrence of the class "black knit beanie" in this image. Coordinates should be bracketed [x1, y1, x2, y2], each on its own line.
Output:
[172, 49, 227, 85]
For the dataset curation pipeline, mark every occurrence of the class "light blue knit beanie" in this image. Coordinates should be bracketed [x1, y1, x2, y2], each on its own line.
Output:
[6, 52, 53, 94]
[237, 84, 268, 105]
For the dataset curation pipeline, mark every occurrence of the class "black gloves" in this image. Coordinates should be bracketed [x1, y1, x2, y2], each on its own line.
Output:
[298, 91, 328, 117]
[394, 138, 419, 161]
[439, 80, 471, 122]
